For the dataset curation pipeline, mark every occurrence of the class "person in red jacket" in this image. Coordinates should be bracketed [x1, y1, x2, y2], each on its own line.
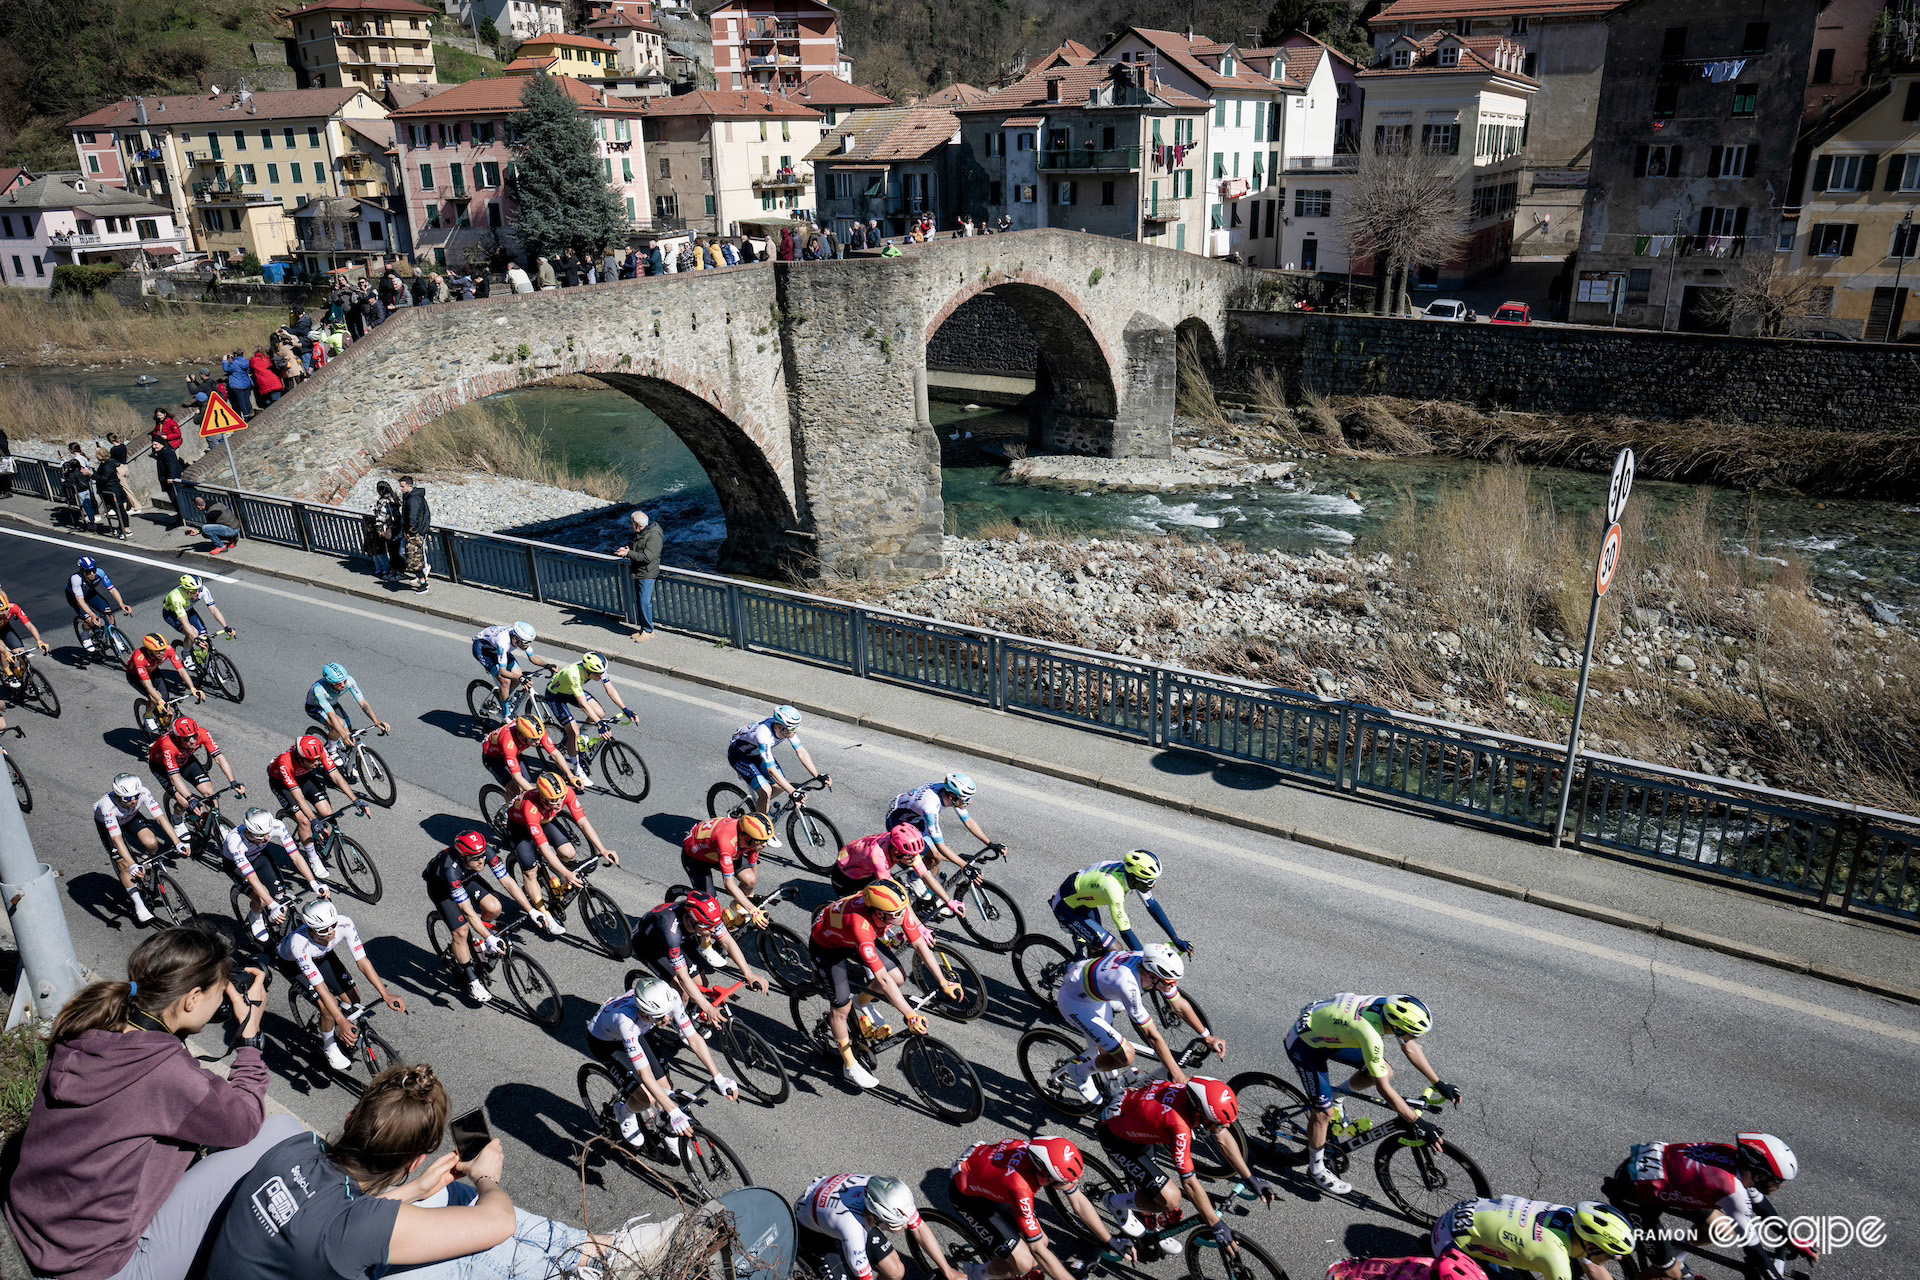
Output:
[481, 716, 580, 797]
[149, 408, 183, 452]
[946, 1136, 1131, 1280]
[505, 775, 618, 915]
[247, 349, 284, 406]
[4, 927, 304, 1280]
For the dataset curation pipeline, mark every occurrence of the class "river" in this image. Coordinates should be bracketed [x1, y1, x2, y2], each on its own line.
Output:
[8, 365, 1917, 611]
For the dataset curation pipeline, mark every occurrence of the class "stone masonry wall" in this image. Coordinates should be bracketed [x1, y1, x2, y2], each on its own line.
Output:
[925, 293, 1039, 374]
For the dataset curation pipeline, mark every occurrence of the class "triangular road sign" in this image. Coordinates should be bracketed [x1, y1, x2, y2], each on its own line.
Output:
[199, 386, 249, 439]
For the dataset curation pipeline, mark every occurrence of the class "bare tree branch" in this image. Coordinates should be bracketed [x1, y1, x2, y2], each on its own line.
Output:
[1337, 143, 1469, 314]
[1693, 252, 1828, 336]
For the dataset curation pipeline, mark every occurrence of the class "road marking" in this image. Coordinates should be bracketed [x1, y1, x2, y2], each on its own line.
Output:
[185, 566, 1920, 1046]
[0, 527, 236, 582]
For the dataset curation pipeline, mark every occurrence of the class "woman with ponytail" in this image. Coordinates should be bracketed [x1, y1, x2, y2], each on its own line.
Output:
[4, 926, 303, 1280]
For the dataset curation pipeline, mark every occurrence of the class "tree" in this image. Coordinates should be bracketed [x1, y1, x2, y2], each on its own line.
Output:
[507, 74, 626, 263]
[1692, 252, 1828, 336]
[1337, 143, 1467, 316]
[477, 16, 501, 50]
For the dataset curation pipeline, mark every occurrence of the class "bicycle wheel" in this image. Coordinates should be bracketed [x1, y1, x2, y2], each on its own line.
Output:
[466, 679, 504, 730]
[7, 755, 28, 814]
[1043, 1151, 1125, 1234]
[786, 989, 848, 1063]
[206, 652, 245, 702]
[579, 886, 633, 959]
[333, 835, 384, 904]
[576, 1062, 623, 1140]
[104, 625, 133, 664]
[355, 745, 397, 808]
[229, 881, 252, 923]
[1012, 935, 1075, 1010]
[951, 879, 1023, 953]
[913, 943, 987, 1022]
[1159, 988, 1208, 1037]
[910, 1212, 990, 1277]
[1226, 1072, 1313, 1169]
[1183, 1227, 1291, 1280]
[753, 923, 816, 995]
[132, 697, 164, 743]
[150, 870, 197, 926]
[287, 983, 324, 1043]
[352, 1024, 401, 1081]
[426, 911, 454, 962]
[504, 948, 564, 1027]
[720, 1019, 791, 1106]
[478, 784, 509, 834]
[1017, 1026, 1098, 1117]
[23, 666, 59, 718]
[70, 617, 91, 660]
[901, 1035, 983, 1124]
[785, 806, 842, 874]
[677, 1124, 752, 1199]
[1375, 1134, 1491, 1229]
[597, 738, 651, 802]
[705, 781, 751, 820]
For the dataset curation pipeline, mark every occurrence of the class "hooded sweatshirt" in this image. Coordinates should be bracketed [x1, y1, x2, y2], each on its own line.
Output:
[4, 1030, 268, 1280]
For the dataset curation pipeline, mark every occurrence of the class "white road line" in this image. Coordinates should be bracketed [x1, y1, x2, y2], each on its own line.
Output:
[1, 527, 237, 582]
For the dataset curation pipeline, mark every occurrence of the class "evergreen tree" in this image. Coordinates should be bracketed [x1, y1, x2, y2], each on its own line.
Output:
[508, 74, 626, 264]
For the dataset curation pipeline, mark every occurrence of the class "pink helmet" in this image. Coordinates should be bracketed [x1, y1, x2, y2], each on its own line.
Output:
[1435, 1250, 1489, 1280]
[886, 823, 926, 862]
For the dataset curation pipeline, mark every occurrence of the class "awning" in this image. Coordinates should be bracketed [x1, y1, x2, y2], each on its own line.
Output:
[827, 163, 889, 171]
[1004, 116, 1044, 126]
[147, 246, 180, 255]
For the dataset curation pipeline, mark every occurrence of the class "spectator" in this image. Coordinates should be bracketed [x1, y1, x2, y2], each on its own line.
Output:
[372, 480, 402, 580]
[535, 256, 557, 290]
[506, 260, 534, 294]
[675, 243, 694, 273]
[719, 239, 739, 267]
[448, 270, 474, 301]
[249, 349, 284, 406]
[646, 243, 665, 276]
[410, 272, 432, 307]
[4, 927, 301, 1280]
[0, 424, 12, 498]
[60, 442, 98, 532]
[400, 474, 431, 594]
[326, 284, 350, 327]
[223, 349, 255, 418]
[193, 494, 241, 554]
[622, 247, 641, 279]
[363, 287, 388, 330]
[705, 240, 724, 270]
[94, 446, 132, 539]
[343, 284, 367, 339]
[431, 272, 451, 304]
[474, 266, 492, 299]
[825, 225, 841, 259]
[778, 227, 796, 261]
[614, 507, 662, 642]
[739, 236, 760, 263]
[602, 247, 621, 282]
[151, 433, 185, 530]
[288, 308, 315, 370]
[559, 248, 580, 287]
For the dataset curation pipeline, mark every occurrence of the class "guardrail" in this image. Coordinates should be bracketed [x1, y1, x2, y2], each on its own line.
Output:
[20, 456, 1907, 929]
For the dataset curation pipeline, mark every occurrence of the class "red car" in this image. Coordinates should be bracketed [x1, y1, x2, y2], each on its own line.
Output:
[1489, 301, 1532, 325]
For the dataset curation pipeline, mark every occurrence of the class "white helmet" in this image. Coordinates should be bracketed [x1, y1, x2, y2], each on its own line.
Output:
[510, 621, 537, 645]
[631, 975, 678, 1020]
[111, 773, 144, 803]
[772, 704, 803, 728]
[1139, 943, 1184, 983]
[862, 1176, 919, 1230]
[302, 899, 340, 933]
[1736, 1133, 1799, 1182]
[242, 808, 276, 839]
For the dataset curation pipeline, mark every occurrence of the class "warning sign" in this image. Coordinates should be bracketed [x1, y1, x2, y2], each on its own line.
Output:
[199, 387, 249, 439]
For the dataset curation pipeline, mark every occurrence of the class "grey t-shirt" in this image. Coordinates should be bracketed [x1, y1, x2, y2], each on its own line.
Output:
[208, 1132, 401, 1280]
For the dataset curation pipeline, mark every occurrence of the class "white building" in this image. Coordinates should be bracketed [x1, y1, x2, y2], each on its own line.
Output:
[0, 171, 188, 287]
[447, 0, 564, 41]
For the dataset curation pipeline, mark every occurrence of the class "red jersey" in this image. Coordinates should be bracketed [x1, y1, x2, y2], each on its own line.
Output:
[810, 893, 927, 973]
[125, 647, 185, 682]
[148, 724, 219, 775]
[1623, 1142, 1745, 1214]
[950, 1141, 1046, 1242]
[481, 723, 554, 770]
[1101, 1080, 1197, 1176]
[2, 603, 31, 632]
[682, 817, 761, 877]
[509, 788, 584, 839]
[268, 748, 327, 791]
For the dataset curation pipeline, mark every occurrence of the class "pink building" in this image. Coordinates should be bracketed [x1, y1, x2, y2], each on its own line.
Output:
[708, 0, 846, 93]
[391, 74, 650, 268]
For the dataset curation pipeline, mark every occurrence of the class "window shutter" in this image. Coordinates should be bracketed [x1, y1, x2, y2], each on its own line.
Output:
[1664, 145, 1679, 175]
[1812, 155, 1832, 193]
[1709, 145, 1724, 176]
[1635, 144, 1650, 177]
[1888, 155, 1906, 191]
[1697, 208, 1714, 236]
[1069, 181, 1078, 205]
[1860, 154, 1878, 190]
[1841, 223, 1858, 256]
[1906, 82, 1920, 122]
[1741, 147, 1754, 178]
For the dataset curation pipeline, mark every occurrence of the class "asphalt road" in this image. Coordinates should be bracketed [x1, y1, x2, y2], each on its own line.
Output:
[4, 524, 1916, 1277]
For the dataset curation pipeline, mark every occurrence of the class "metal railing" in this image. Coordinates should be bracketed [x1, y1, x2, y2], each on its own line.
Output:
[1038, 147, 1142, 172]
[49, 463, 1906, 931]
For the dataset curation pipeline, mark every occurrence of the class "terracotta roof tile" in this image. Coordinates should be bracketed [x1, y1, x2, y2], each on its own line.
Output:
[629, 88, 823, 119]
[391, 74, 639, 118]
[504, 56, 560, 72]
[1278, 30, 1363, 71]
[1369, 0, 1627, 25]
[790, 72, 894, 106]
[519, 32, 619, 51]
[1117, 28, 1283, 92]
[804, 105, 960, 162]
[69, 87, 374, 129]
[284, 0, 434, 14]
[920, 83, 990, 106]
[586, 13, 665, 32]
[956, 63, 1211, 112]
[1362, 30, 1539, 81]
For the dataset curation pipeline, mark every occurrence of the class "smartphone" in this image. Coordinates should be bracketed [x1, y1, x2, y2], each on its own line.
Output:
[449, 1108, 492, 1163]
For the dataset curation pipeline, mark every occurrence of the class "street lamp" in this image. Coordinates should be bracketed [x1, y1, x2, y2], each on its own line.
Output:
[1887, 210, 1914, 343]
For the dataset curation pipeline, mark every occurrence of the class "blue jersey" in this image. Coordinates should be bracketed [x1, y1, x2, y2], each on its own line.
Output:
[67, 569, 116, 602]
[306, 673, 363, 717]
[890, 783, 965, 844]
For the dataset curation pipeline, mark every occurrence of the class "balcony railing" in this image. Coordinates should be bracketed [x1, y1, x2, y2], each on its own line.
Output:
[1286, 155, 1359, 172]
[1141, 196, 1188, 221]
[753, 169, 808, 190]
[1037, 147, 1140, 172]
[192, 177, 248, 197]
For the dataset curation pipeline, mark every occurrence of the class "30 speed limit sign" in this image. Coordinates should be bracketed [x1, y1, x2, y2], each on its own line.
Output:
[1595, 523, 1624, 596]
[1606, 448, 1636, 526]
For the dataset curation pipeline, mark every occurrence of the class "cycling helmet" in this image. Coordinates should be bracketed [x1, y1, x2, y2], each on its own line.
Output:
[0, 591, 9, 609]
[886, 823, 926, 862]
[296, 734, 329, 764]
[178, 574, 202, 594]
[141, 633, 168, 653]
[862, 1176, 919, 1231]
[1379, 995, 1432, 1038]
[77, 556, 98, 572]
[679, 892, 725, 932]
[1569, 1203, 1634, 1258]
[630, 975, 678, 1020]
[1024, 1136, 1084, 1189]
[1139, 942, 1185, 984]
[111, 773, 144, 802]
[169, 716, 200, 741]
[512, 716, 543, 744]
[1736, 1133, 1799, 1183]
[1184, 1077, 1238, 1127]
[736, 813, 773, 846]
[1434, 1252, 1487, 1280]
[582, 652, 607, 675]
[302, 899, 340, 933]
[772, 704, 803, 729]
[939, 772, 976, 801]
[321, 663, 349, 687]
[242, 807, 276, 839]
[510, 621, 537, 645]
[862, 878, 909, 915]
[453, 830, 489, 858]
[535, 774, 568, 805]
[1120, 849, 1161, 888]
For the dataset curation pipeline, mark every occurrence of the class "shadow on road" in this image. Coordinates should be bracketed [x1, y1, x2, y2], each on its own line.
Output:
[419, 707, 482, 742]
[641, 812, 700, 849]
[101, 725, 150, 760]
[65, 870, 138, 931]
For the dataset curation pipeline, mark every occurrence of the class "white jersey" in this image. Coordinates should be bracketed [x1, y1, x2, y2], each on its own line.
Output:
[795, 1174, 919, 1280]
[587, 989, 694, 1066]
[278, 917, 365, 988]
[1059, 952, 1152, 1027]
[729, 718, 799, 764]
[221, 819, 299, 878]
[92, 785, 166, 839]
[889, 783, 964, 843]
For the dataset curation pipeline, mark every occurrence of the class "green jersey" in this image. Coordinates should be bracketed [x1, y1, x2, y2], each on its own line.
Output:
[1061, 860, 1149, 932]
[1293, 993, 1395, 1078]
[1436, 1197, 1578, 1280]
[546, 662, 597, 698]
[161, 584, 212, 618]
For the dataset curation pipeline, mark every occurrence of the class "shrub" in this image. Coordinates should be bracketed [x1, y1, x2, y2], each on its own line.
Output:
[48, 264, 123, 298]
[235, 253, 263, 278]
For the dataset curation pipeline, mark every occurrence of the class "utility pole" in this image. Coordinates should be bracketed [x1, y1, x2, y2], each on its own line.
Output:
[0, 764, 86, 1029]
[1887, 210, 1914, 342]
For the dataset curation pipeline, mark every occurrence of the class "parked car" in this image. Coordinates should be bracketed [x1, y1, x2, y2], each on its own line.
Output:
[1489, 301, 1532, 325]
[1422, 299, 1473, 321]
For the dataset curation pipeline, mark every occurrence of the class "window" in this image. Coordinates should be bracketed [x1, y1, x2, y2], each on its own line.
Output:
[1437, 45, 1459, 67]
[1055, 180, 1077, 204]
[266, 164, 279, 184]
[700, 156, 712, 180]
[474, 122, 496, 144]
[372, 219, 387, 239]
[87, 155, 100, 174]
[1100, 180, 1116, 204]
[1213, 152, 1225, 179]
[1253, 153, 1264, 189]
[1709, 144, 1751, 178]
[1661, 26, 1687, 58]
[1294, 188, 1331, 216]
[659, 157, 671, 178]
[439, 123, 460, 146]
[1510, 15, 1528, 33]
[32, 255, 43, 277]
[989, 180, 1003, 203]
[410, 124, 430, 148]
[419, 162, 435, 189]
[1777, 226, 1795, 251]
[1896, 155, 1920, 191]
[236, 164, 256, 183]
[1907, 83, 1920, 122]
[626, 196, 636, 221]
[1018, 132, 1033, 150]
[1373, 123, 1411, 153]
[1653, 83, 1679, 119]
[1893, 222, 1920, 259]
[603, 158, 613, 181]
[1812, 49, 1834, 83]
[1391, 48, 1411, 69]
[1214, 100, 1226, 126]
[622, 158, 633, 181]
[1634, 143, 1682, 176]
[451, 162, 465, 192]
[1809, 222, 1855, 257]
[704, 195, 716, 215]
[1731, 84, 1756, 117]
[1626, 268, 1652, 303]
[655, 194, 679, 220]
[0, 217, 10, 237]
[233, 130, 247, 151]
[8, 256, 19, 278]
[282, 127, 296, 148]
[290, 162, 302, 182]
[781, 120, 790, 141]
[1422, 123, 1459, 154]
[1741, 21, 1768, 53]
[1234, 100, 1243, 127]
[308, 126, 321, 147]
[1815, 153, 1870, 191]
[759, 121, 768, 141]
[260, 128, 273, 149]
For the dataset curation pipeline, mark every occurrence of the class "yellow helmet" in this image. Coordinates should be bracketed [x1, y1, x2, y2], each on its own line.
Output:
[535, 774, 568, 805]
[862, 878, 909, 915]
[736, 813, 773, 846]
[0, 590, 9, 609]
[512, 716, 543, 744]
[142, 633, 168, 653]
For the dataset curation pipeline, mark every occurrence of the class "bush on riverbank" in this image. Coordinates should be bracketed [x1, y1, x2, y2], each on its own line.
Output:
[382, 400, 629, 501]
[0, 291, 257, 365]
[8, 381, 147, 447]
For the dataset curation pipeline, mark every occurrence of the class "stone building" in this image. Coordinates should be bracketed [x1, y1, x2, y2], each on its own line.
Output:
[633, 90, 825, 234]
[806, 105, 961, 237]
[1801, 0, 1889, 121]
[709, 0, 848, 92]
[1571, 0, 1821, 329]
[286, 0, 438, 92]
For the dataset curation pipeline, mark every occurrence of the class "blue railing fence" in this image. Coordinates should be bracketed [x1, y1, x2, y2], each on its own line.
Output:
[37, 463, 1900, 930]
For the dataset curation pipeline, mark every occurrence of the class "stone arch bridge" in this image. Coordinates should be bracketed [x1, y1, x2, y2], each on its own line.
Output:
[192, 231, 1263, 577]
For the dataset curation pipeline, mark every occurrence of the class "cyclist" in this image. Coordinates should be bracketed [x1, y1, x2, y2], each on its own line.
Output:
[631, 890, 768, 1024]
[794, 1173, 965, 1280]
[681, 812, 773, 924]
[1057, 944, 1223, 1105]
[65, 556, 132, 651]
[471, 620, 557, 712]
[833, 824, 965, 920]
[542, 652, 635, 787]
[423, 831, 560, 1005]
[278, 899, 406, 1071]
[160, 574, 233, 645]
[946, 1136, 1134, 1280]
[1601, 1133, 1813, 1280]
[584, 974, 738, 1160]
[1433, 1197, 1635, 1280]
[1288, 993, 1458, 1195]
[482, 716, 582, 798]
[126, 633, 204, 717]
[808, 879, 960, 1091]
[268, 733, 370, 881]
[224, 807, 323, 942]
[147, 714, 246, 811]
[305, 662, 391, 746]
[728, 704, 829, 838]
[885, 773, 1001, 870]
[505, 774, 619, 917]
[1052, 850, 1190, 957]
[1095, 1077, 1273, 1249]
[0, 590, 52, 656]
[93, 773, 187, 924]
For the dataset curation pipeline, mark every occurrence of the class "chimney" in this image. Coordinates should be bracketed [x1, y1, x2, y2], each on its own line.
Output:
[1045, 75, 1062, 101]
[134, 95, 149, 125]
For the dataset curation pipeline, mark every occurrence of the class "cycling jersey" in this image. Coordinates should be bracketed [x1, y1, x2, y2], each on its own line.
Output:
[633, 901, 731, 975]
[796, 1174, 919, 1280]
[681, 818, 757, 877]
[92, 784, 166, 839]
[950, 1141, 1047, 1243]
[1100, 1080, 1198, 1177]
[480, 722, 555, 770]
[66, 569, 117, 605]
[221, 819, 299, 880]
[546, 662, 601, 699]
[305, 673, 362, 719]
[474, 625, 517, 662]
[267, 748, 328, 792]
[836, 832, 906, 883]
[586, 989, 695, 1071]
[278, 916, 365, 989]
[1292, 994, 1399, 1079]
[1, 602, 36, 637]
[148, 724, 220, 776]
[507, 789, 584, 841]
[889, 783, 961, 844]
[1058, 861, 1156, 936]
[421, 848, 512, 905]
[1619, 1142, 1761, 1229]
[810, 894, 927, 974]
[1061, 952, 1154, 1022]
[730, 718, 799, 767]
[1433, 1198, 1578, 1280]
[160, 584, 215, 620]
[124, 647, 186, 684]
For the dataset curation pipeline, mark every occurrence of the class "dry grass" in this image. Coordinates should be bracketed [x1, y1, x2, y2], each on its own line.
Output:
[0, 291, 259, 365]
[382, 400, 629, 501]
[1175, 331, 1228, 425]
[1298, 386, 1346, 450]
[9, 382, 148, 447]
[1245, 367, 1290, 421]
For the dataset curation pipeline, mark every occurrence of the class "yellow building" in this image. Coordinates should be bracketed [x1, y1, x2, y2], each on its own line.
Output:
[288, 0, 438, 93]
[516, 33, 621, 80]
[1785, 70, 1920, 340]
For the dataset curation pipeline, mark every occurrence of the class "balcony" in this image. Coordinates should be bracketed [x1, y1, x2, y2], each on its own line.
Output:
[1141, 196, 1188, 222]
[746, 53, 799, 68]
[753, 168, 808, 191]
[192, 176, 249, 198]
[48, 232, 106, 247]
[1037, 147, 1140, 172]
[748, 22, 800, 39]
[1285, 155, 1358, 173]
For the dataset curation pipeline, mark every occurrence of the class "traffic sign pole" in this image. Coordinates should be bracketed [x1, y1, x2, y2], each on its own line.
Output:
[222, 435, 241, 488]
[1551, 449, 1634, 849]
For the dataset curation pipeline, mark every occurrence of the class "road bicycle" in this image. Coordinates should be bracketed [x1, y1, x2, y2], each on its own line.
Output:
[909, 842, 1024, 953]
[663, 881, 816, 996]
[576, 1071, 753, 1202]
[575, 717, 651, 802]
[226, 868, 307, 950]
[425, 909, 564, 1027]
[285, 969, 403, 1083]
[120, 842, 197, 929]
[1, 649, 60, 719]
[1608, 1195, 1813, 1280]
[180, 629, 244, 702]
[71, 613, 133, 666]
[478, 791, 632, 957]
[465, 676, 540, 732]
[167, 782, 243, 873]
[277, 802, 383, 903]
[325, 724, 396, 808]
[788, 986, 983, 1124]
[5, 745, 29, 814]
[1018, 1028, 1220, 1126]
[705, 775, 842, 871]
[133, 692, 200, 748]
[1044, 1151, 1291, 1280]
[1012, 933, 1211, 1038]
[623, 966, 792, 1106]
[1227, 1071, 1489, 1228]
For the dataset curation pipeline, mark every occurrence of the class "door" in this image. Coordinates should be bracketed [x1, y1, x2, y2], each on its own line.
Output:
[1301, 238, 1318, 271]
[1868, 286, 1909, 342]
[1678, 285, 1731, 333]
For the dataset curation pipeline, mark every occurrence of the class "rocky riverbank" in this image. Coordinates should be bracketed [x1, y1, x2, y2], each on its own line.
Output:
[343, 471, 617, 534]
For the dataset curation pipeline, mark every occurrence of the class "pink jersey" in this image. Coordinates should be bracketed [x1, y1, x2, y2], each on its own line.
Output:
[835, 833, 899, 882]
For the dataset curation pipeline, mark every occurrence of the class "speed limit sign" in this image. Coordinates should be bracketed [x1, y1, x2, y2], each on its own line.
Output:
[1606, 448, 1636, 526]
[1595, 523, 1624, 596]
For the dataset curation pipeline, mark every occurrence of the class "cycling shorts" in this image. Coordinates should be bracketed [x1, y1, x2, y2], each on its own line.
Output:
[1050, 895, 1117, 953]
[227, 849, 286, 894]
[883, 806, 930, 839]
[943, 1184, 1025, 1260]
[484, 758, 525, 791]
[305, 700, 353, 732]
[728, 740, 779, 787]
[797, 1225, 894, 1280]
[588, 1024, 665, 1083]
[829, 864, 876, 898]
[1095, 1122, 1170, 1196]
[96, 814, 171, 858]
[286, 949, 355, 996]
[272, 776, 331, 813]
[73, 591, 115, 618]
[680, 851, 755, 897]
[432, 880, 501, 933]
[1600, 1161, 1705, 1270]
[150, 756, 210, 793]
[1060, 991, 1130, 1055]
[472, 637, 525, 677]
[512, 822, 573, 873]
[808, 939, 901, 1009]
[164, 608, 209, 638]
[1284, 1027, 1368, 1111]
[541, 690, 588, 726]
[129, 666, 188, 700]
